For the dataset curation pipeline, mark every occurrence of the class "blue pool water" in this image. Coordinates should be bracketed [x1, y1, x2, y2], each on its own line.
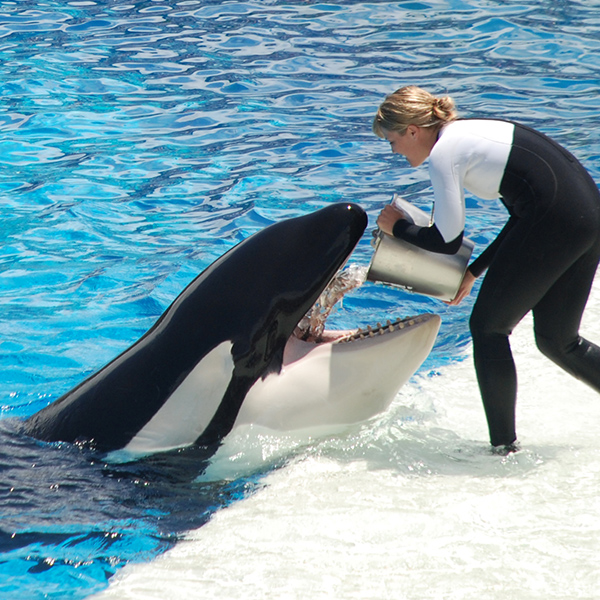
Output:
[1, 1, 599, 598]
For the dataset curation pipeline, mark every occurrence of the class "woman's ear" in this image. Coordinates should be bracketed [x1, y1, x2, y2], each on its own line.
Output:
[406, 124, 419, 138]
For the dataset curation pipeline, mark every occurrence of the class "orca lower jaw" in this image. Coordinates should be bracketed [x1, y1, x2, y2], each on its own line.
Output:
[239, 311, 441, 433]
[333, 314, 437, 344]
[283, 312, 440, 369]
[295, 314, 437, 346]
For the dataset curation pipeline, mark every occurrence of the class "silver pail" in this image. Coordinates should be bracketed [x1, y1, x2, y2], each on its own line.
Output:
[367, 198, 474, 302]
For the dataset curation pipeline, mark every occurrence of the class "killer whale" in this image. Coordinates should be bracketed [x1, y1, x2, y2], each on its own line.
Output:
[24, 203, 440, 460]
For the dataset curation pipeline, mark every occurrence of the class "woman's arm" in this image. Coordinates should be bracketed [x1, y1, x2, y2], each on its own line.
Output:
[376, 204, 406, 235]
[468, 213, 517, 277]
[446, 269, 476, 305]
[446, 212, 518, 305]
[376, 205, 464, 255]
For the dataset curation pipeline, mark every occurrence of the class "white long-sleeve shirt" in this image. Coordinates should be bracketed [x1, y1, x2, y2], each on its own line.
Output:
[392, 119, 515, 254]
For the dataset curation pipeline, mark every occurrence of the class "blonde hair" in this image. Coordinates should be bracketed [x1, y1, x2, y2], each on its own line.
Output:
[372, 85, 458, 138]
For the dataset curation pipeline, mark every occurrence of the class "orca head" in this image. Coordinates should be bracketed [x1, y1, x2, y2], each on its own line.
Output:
[186, 202, 369, 444]
[204, 202, 368, 379]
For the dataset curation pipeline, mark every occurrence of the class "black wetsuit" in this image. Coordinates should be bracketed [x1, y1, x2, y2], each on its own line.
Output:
[391, 119, 600, 446]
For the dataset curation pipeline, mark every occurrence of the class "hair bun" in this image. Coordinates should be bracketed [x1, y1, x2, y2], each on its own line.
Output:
[432, 95, 456, 119]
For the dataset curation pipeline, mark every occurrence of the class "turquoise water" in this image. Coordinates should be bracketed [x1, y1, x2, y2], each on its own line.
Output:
[1, 1, 599, 598]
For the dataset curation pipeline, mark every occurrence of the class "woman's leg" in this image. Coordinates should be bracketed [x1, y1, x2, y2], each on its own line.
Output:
[533, 243, 600, 389]
[470, 267, 525, 447]
[469, 212, 600, 446]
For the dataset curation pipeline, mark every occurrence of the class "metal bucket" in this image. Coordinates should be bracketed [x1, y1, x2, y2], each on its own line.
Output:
[367, 198, 474, 302]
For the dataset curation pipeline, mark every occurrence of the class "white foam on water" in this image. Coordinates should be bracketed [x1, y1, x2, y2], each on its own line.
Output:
[94, 278, 600, 600]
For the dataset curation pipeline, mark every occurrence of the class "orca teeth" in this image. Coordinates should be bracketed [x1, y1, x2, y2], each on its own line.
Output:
[335, 315, 428, 344]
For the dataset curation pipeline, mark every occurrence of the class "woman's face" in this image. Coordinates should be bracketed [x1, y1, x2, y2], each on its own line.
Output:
[383, 126, 434, 167]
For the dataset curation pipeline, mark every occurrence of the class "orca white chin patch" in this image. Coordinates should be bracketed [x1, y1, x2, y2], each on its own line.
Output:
[106, 341, 235, 462]
[235, 314, 441, 433]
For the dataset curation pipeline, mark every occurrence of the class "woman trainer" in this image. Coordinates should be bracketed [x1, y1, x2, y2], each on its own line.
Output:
[373, 85, 600, 449]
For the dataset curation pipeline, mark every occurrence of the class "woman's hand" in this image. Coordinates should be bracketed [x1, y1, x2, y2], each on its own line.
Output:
[446, 269, 476, 306]
[376, 205, 406, 236]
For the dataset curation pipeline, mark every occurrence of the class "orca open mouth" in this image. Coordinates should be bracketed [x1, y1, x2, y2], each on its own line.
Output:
[292, 264, 363, 344]
[293, 264, 435, 346]
[294, 314, 437, 347]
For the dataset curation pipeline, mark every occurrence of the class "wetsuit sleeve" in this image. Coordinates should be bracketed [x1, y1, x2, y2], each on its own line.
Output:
[468, 213, 517, 277]
[392, 219, 464, 255]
